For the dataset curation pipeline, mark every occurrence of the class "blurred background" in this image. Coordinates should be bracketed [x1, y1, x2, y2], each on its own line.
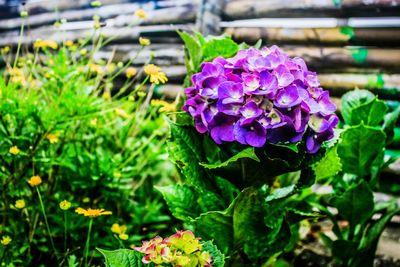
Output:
[1, 0, 400, 104]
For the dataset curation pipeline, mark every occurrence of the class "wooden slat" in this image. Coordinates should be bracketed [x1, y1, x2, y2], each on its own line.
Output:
[223, 0, 400, 19]
[225, 27, 400, 46]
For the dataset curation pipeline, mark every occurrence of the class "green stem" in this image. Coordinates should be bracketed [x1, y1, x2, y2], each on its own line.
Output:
[36, 187, 58, 259]
[64, 211, 67, 252]
[13, 22, 25, 70]
[84, 218, 93, 267]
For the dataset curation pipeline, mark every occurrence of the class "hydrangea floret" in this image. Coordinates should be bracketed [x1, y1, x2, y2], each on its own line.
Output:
[135, 230, 212, 267]
[183, 46, 338, 153]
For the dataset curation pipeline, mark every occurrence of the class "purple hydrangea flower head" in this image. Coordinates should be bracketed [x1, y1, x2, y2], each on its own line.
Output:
[182, 46, 338, 153]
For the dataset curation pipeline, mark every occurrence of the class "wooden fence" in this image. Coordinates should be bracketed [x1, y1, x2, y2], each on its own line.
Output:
[1, 0, 400, 103]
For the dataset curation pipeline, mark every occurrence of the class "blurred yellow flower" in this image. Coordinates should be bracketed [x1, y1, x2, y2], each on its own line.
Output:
[28, 175, 42, 187]
[15, 199, 25, 209]
[34, 39, 58, 50]
[65, 40, 74, 47]
[111, 223, 129, 240]
[90, 118, 98, 127]
[59, 200, 72, 210]
[75, 208, 112, 218]
[102, 91, 111, 100]
[135, 9, 147, 19]
[20, 11, 28, 17]
[125, 67, 137, 78]
[119, 233, 129, 240]
[150, 99, 176, 112]
[106, 63, 116, 73]
[1, 46, 10, 54]
[46, 133, 59, 144]
[80, 48, 88, 56]
[1, 236, 11, 246]
[89, 64, 104, 75]
[144, 64, 168, 85]
[137, 91, 146, 97]
[90, 1, 102, 7]
[9, 146, 20, 155]
[139, 37, 150, 46]
[115, 108, 129, 119]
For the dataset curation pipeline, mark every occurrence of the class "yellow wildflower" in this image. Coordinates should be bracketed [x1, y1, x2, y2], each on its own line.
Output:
[9, 146, 20, 155]
[1, 236, 11, 246]
[115, 108, 129, 119]
[15, 199, 26, 209]
[125, 67, 137, 78]
[1, 46, 10, 54]
[75, 208, 112, 218]
[59, 200, 72, 210]
[137, 91, 146, 97]
[106, 63, 116, 73]
[65, 40, 74, 47]
[144, 64, 168, 85]
[150, 99, 176, 112]
[102, 91, 111, 100]
[139, 37, 150, 46]
[34, 39, 58, 50]
[90, 1, 102, 7]
[20, 11, 28, 17]
[135, 9, 147, 19]
[90, 118, 98, 127]
[89, 64, 104, 75]
[80, 48, 88, 56]
[46, 133, 59, 144]
[119, 233, 129, 240]
[28, 175, 42, 187]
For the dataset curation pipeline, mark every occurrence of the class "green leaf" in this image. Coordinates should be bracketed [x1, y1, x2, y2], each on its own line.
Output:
[194, 210, 234, 255]
[332, 181, 374, 226]
[383, 106, 400, 143]
[265, 185, 296, 202]
[359, 206, 400, 251]
[203, 36, 239, 62]
[312, 146, 342, 180]
[98, 248, 150, 267]
[341, 89, 388, 126]
[337, 124, 386, 177]
[201, 241, 225, 267]
[214, 176, 240, 205]
[349, 47, 368, 64]
[156, 184, 203, 221]
[200, 147, 259, 169]
[341, 90, 374, 125]
[177, 31, 203, 71]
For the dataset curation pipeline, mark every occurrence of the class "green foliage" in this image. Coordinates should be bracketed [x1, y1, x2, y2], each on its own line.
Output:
[201, 241, 225, 267]
[312, 146, 342, 181]
[98, 249, 151, 267]
[337, 123, 386, 178]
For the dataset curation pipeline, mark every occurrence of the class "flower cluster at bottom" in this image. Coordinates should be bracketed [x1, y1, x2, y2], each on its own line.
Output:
[134, 230, 212, 267]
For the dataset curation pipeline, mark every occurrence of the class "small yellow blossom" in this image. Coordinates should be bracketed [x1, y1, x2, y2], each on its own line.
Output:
[1, 46, 10, 54]
[80, 48, 88, 56]
[90, 118, 98, 127]
[65, 40, 74, 47]
[1, 236, 11, 246]
[102, 91, 111, 100]
[144, 64, 168, 85]
[137, 91, 146, 97]
[34, 39, 58, 50]
[46, 133, 59, 144]
[9, 146, 20, 155]
[150, 99, 176, 112]
[20, 11, 28, 17]
[119, 233, 129, 240]
[139, 37, 150, 46]
[115, 108, 129, 119]
[89, 64, 104, 75]
[90, 1, 102, 7]
[125, 67, 137, 78]
[28, 175, 42, 187]
[75, 208, 112, 218]
[106, 63, 116, 73]
[135, 9, 147, 19]
[59, 200, 72, 210]
[15, 199, 26, 209]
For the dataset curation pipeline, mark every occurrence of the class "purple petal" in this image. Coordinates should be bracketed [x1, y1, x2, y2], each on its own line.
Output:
[308, 114, 330, 133]
[210, 115, 236, 144]
[318, 91, 336, 115]
[234, 120, 266, 147]
[253, 71, 278, 97]
[218, 81, 244, 104]
[306, 134, 321, 154]
[274, 85, 302, 108]
[242, 73, 260, 94]
[304, 71, 320, 87]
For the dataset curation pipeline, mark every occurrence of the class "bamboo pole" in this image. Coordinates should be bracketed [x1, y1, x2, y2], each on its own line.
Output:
[225, 27, 400, 46]
[223, 0, 400, 19]
[196, 0, 224, 35]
